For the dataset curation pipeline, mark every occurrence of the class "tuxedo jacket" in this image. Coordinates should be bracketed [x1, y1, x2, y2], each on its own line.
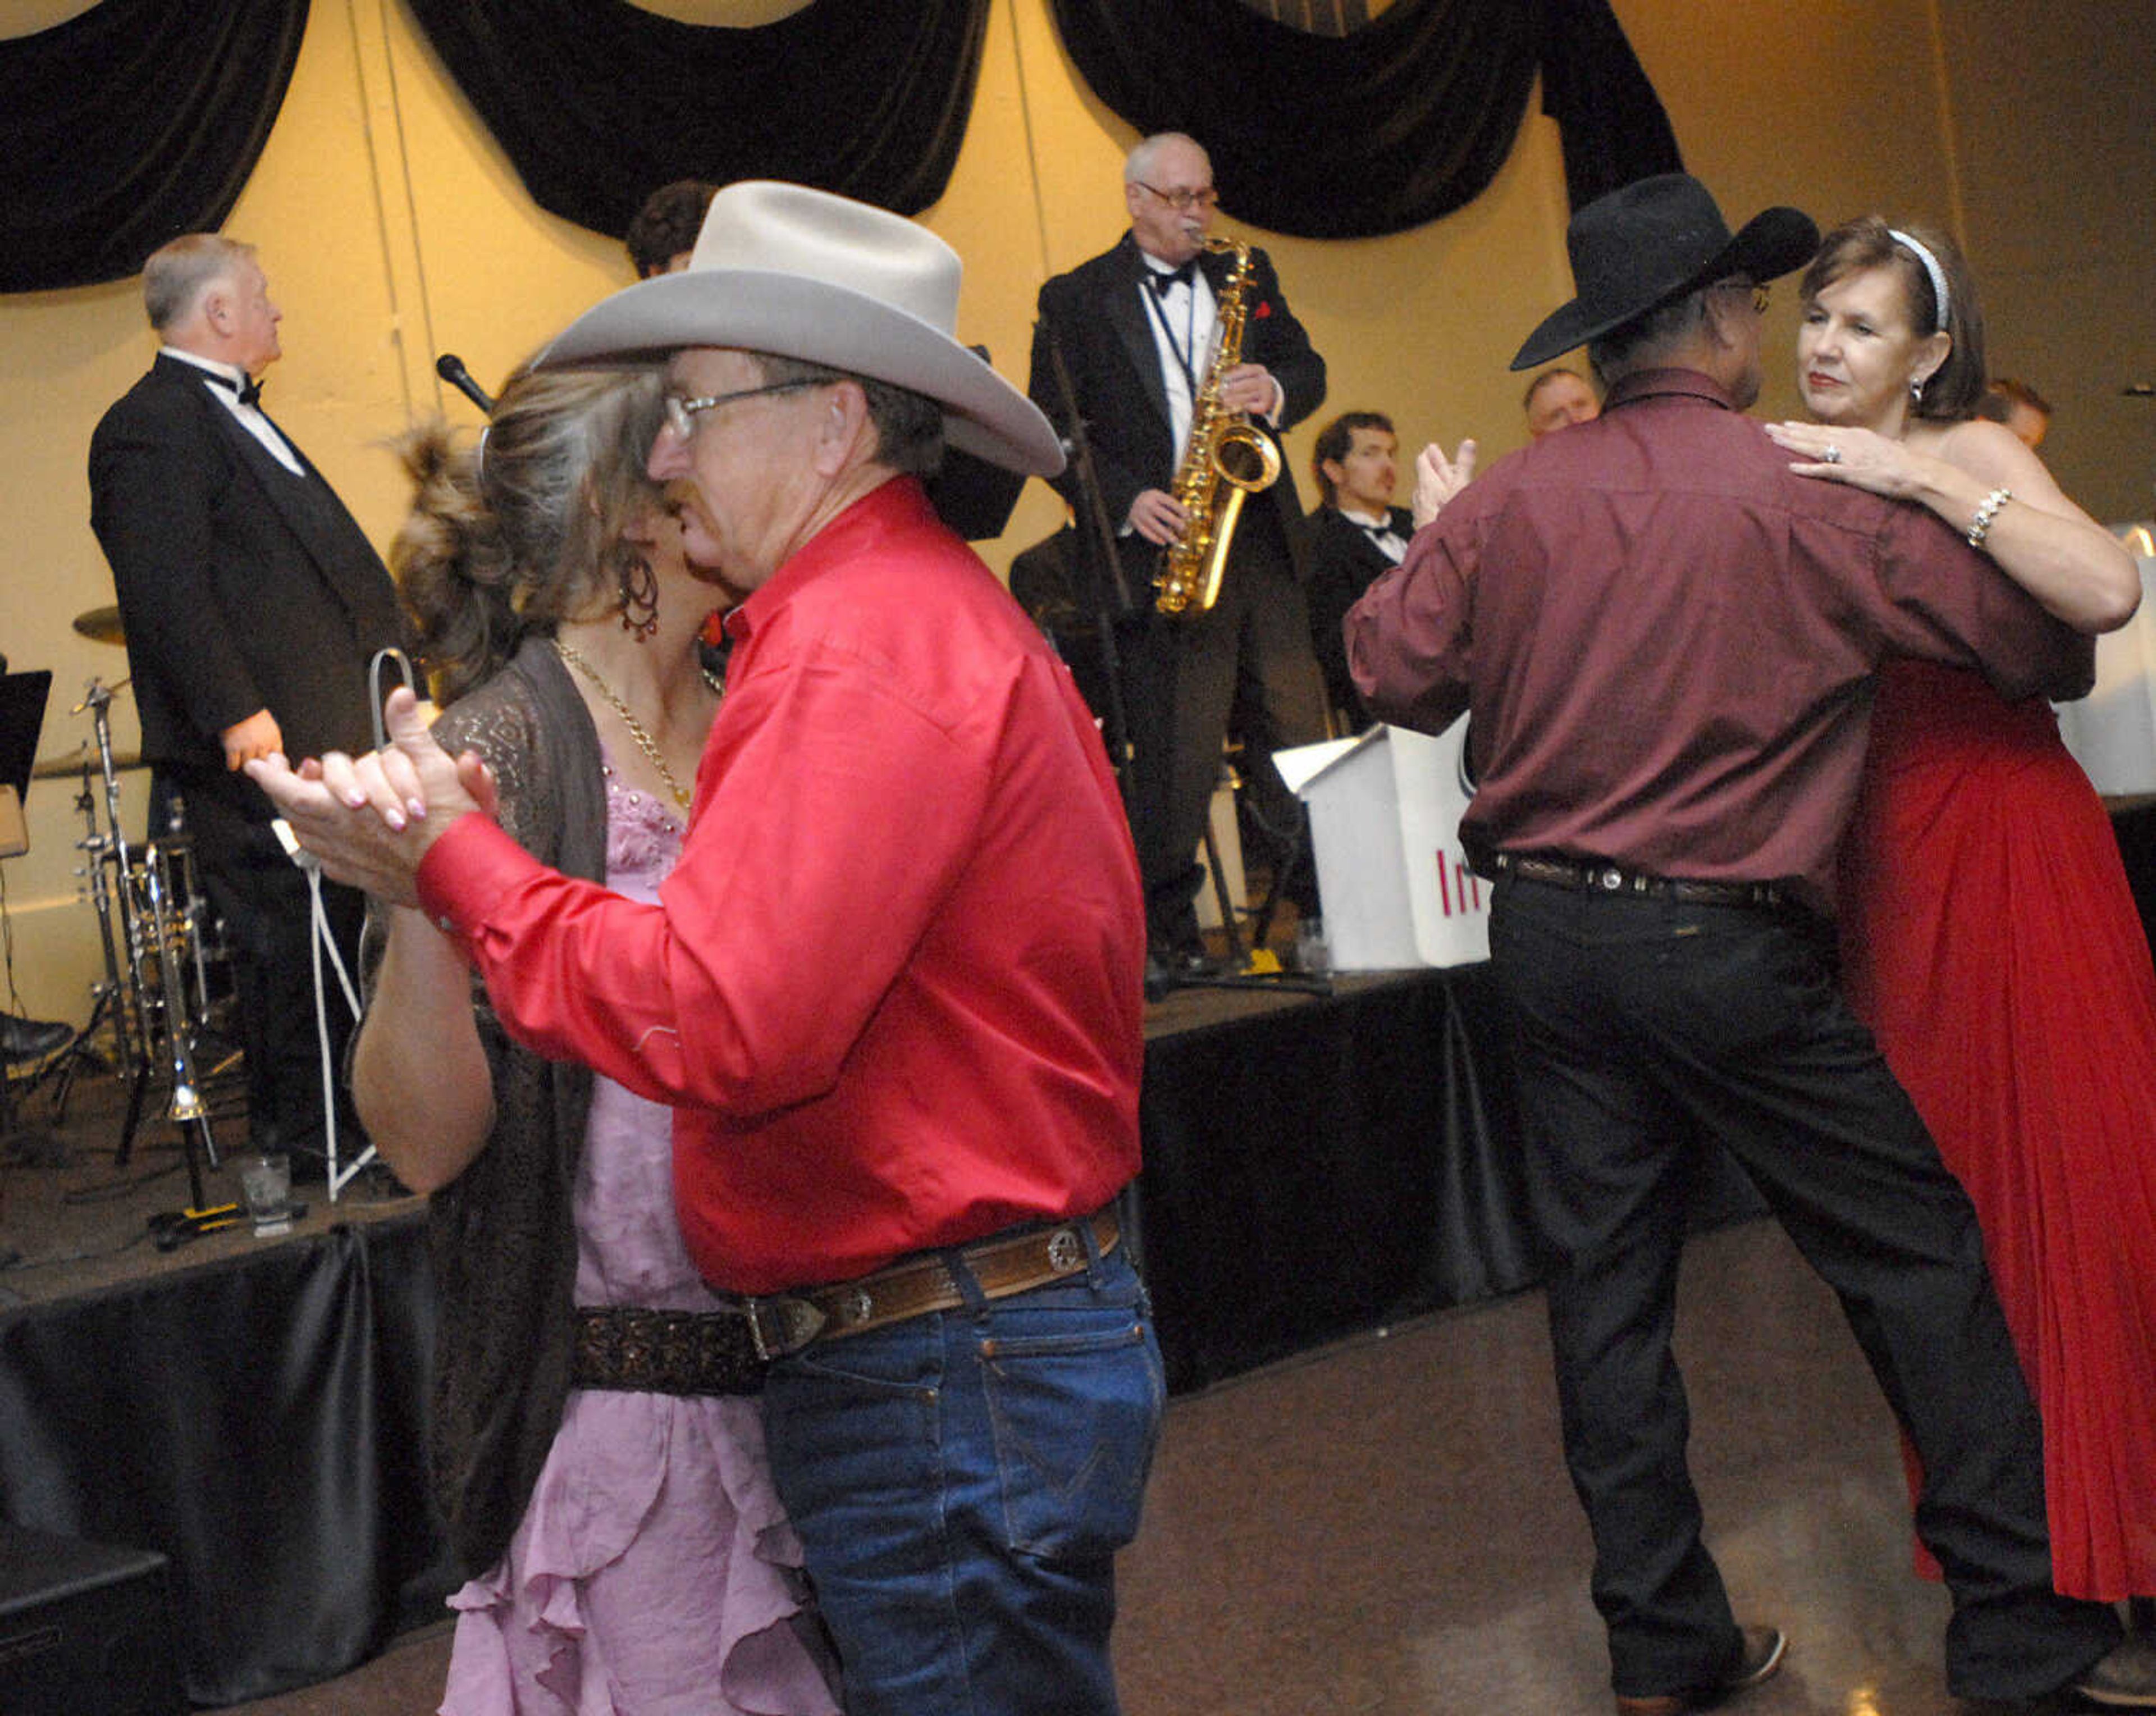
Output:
[89, 353, 406, 784]
[1028, 231, 1326, 587]
[1300, 504, 1415, 723]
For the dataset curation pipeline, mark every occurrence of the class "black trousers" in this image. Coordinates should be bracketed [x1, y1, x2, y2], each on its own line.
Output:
[1487, 874, 2121, 1701]
[1115, 519, 1327, 952]
[159, 765, 364, 1167]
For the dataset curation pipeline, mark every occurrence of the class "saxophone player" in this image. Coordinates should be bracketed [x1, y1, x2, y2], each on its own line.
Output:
[1029, 132, 1329, 984]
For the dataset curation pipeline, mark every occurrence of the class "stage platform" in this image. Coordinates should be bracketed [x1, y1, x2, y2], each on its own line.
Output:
[0, 960, 1757, 1707]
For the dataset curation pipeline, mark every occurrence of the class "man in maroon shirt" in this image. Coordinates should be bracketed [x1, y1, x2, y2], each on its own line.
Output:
[249, 182, 1160, 1716]
[1349, 175, 2149, 1713]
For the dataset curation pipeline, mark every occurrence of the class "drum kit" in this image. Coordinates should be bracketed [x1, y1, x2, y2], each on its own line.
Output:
[29, 605, 234, 1179]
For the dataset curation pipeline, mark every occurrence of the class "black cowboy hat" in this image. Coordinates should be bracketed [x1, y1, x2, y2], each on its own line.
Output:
[1510, 174, 1820, 372]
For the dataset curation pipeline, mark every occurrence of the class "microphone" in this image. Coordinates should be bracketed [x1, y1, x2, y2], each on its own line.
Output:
[435, 353, 495, 416]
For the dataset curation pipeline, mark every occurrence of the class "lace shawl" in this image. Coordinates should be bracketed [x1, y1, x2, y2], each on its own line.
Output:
[364, 635, 609, 1577]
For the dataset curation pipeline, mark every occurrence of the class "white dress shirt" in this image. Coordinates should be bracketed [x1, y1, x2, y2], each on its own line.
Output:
[161, 346, 304, 477]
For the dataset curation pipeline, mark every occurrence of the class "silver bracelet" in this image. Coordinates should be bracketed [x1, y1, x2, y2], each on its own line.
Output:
[1967, 486, 2012, 548]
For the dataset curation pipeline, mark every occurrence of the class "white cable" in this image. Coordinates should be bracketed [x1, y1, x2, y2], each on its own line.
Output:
[284, 825, 372, 1201]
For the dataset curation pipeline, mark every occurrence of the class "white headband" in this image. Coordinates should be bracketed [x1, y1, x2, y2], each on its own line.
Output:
[1889, 229, 1951, 331]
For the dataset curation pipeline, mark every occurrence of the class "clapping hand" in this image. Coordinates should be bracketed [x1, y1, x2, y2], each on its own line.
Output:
[245, 687, 494, 907]
[1413, 439, 1478, 530]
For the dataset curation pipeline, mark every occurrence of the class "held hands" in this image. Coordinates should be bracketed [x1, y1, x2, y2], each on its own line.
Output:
[1764, 422, 1926, 499]
[243, 686, 494, 908]
[1413, 440, 1478, 531]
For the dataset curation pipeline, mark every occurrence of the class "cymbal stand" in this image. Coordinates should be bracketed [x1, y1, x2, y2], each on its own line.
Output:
[63, 680, 221, 1183]
[64, 739, 137, 1130]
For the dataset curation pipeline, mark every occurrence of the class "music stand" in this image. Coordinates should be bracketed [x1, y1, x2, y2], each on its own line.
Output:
[1, 670, 63, 1163]
[0, 670, 50, 814]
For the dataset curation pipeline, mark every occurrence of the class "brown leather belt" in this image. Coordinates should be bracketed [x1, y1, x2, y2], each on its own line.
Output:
[571, 1211, 1122, 1387]
[1491, 851, 1785, 910]
[738, 1207, 1122, 1361]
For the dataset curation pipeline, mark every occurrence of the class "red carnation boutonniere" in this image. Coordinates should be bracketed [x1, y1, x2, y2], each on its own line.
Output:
[1254, 300, 1273, 320]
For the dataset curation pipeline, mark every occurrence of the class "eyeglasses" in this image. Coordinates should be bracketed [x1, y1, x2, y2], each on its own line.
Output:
[1711, 279, 1771, 314]
[1134, 180, 1220, 213]
[662, 380, 820, 442]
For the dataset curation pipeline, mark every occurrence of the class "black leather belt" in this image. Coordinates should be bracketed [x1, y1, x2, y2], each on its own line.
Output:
[572, 1306, 767, 1397]
[1491, 851, 1785, 910]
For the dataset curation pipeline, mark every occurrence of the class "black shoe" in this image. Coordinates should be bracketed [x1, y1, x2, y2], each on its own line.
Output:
[2077, 1635, 2156, 1709]
[1143, 947, 1226, 1000]
[1614, 1626, 1786, 1715]
[1, 1011, 72, 1066]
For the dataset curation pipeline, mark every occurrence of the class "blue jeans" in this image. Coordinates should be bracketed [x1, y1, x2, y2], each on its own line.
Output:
[760, 1233, 1163, 1716]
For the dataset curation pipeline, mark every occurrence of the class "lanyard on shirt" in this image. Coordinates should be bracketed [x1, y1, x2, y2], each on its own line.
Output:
[1140, 273, 1202, 396]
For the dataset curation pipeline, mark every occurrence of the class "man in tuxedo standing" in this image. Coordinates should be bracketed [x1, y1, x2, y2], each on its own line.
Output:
[1029, 133, 1328, 982]
[89, 234, 405, 1175]
[1299, 411, 1414, 732]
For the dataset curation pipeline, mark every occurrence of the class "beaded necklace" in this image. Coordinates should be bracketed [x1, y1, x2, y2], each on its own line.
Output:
[551, 638, 716, 812]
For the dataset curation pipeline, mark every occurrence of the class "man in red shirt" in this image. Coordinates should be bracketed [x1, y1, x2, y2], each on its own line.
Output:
[1350, 175, 2149, 1713]
[252, 181, 1159, 1716]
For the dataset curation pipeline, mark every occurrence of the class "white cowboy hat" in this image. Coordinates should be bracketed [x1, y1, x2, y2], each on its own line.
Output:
[538, 180, 1064, 478]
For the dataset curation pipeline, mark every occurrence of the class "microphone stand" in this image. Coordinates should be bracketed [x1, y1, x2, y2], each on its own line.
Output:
[1035, 319, 1136, 799]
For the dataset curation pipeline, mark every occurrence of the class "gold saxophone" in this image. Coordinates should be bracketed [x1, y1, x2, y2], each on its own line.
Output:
[1154, 236, 1282, 616]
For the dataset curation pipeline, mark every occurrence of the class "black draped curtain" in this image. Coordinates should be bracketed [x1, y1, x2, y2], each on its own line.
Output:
[0, 0, 309, 293]
[2, 0, 1669, 294]
[0, 0, 992, 295]
[1535, 0, 1685, 213]
[402, 0, 994, 236]
[1048, 0, 1680, 238]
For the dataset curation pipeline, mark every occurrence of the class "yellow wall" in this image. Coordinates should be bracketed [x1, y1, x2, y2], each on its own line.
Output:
[3, 0, 2150, 1021]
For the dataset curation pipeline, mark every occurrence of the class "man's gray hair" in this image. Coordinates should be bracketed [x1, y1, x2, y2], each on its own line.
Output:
[143, 234, 256, 334]
[752, 353, 944, 478]
[1125, 132, 1206, 185]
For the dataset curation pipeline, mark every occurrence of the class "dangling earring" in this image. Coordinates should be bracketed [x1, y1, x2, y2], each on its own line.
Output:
[1910, 375, 1927, 405]
[617, 552, 659, 641]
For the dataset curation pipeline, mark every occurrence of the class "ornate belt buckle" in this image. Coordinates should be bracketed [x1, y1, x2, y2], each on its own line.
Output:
[744, 1295, 828, 1361]
[1045, 1225, 1083, 1274]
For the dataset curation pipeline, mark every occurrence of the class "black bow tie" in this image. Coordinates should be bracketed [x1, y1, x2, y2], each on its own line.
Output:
[1146, 261, 1197, 298]
[206, 369, 263, 408]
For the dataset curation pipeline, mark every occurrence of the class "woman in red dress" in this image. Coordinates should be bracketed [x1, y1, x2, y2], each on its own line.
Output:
[1765, 218, 2154, 1635]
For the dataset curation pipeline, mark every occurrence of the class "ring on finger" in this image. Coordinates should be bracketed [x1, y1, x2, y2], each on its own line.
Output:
[1822, 443, 1843, 464]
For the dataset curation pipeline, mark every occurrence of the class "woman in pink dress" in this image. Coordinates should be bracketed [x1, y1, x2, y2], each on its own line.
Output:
[1765, 218, 2155, 1638]
[350, 362, 841, 1715]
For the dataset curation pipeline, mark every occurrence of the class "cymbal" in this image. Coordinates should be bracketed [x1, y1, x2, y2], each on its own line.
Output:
[72, 606, 125, 646]
[31, 747, 145, 779]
